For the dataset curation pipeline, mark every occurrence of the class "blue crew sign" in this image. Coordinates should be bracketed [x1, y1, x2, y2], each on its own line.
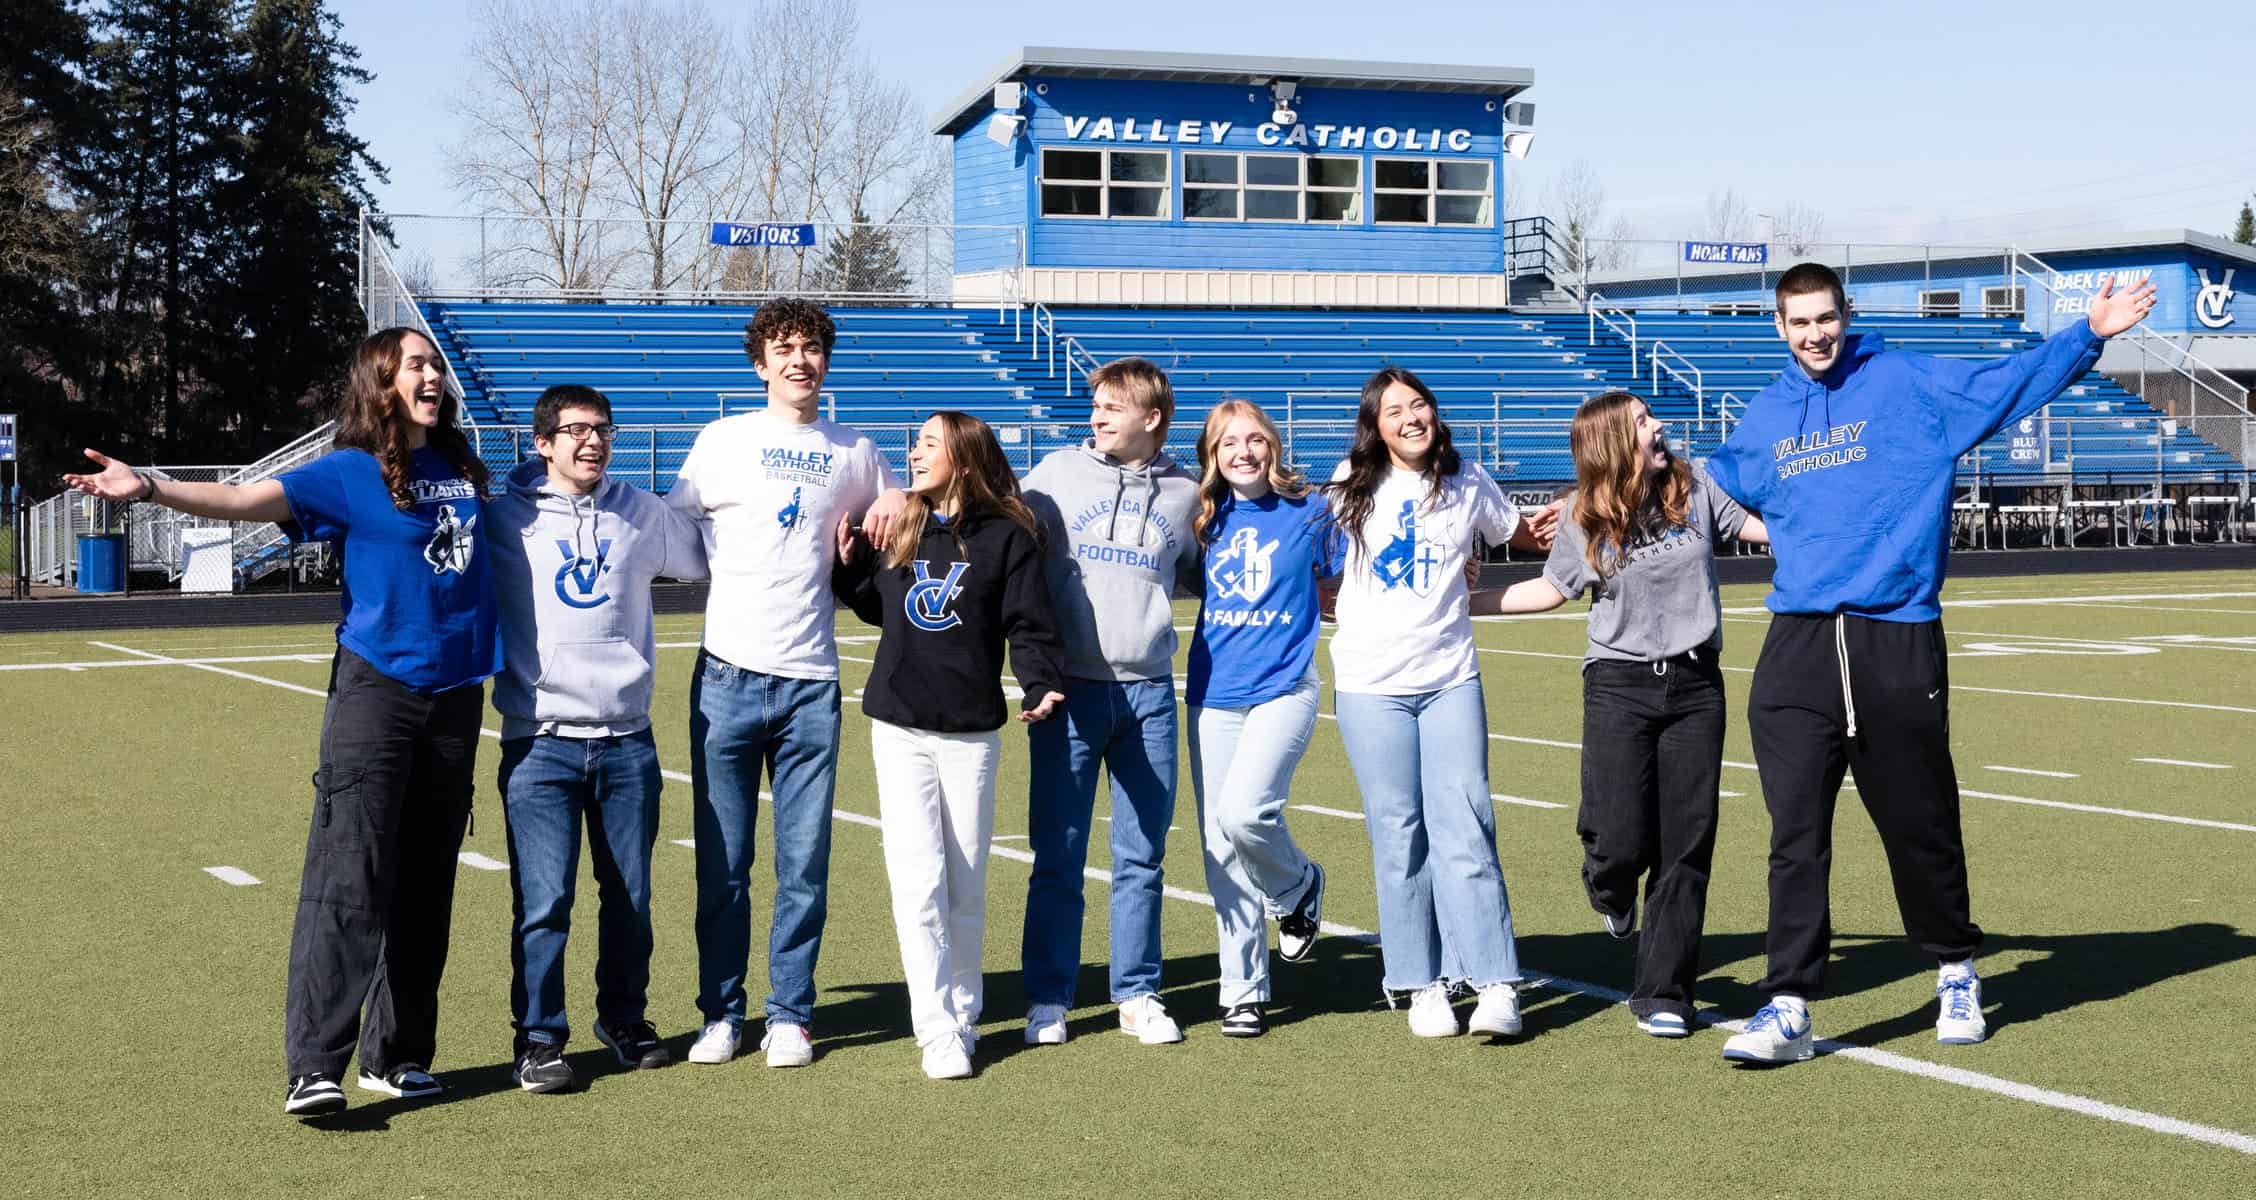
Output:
[1684, 241, 1768, 265]
[710, 222, 818, 248]
[0, 413, 16, 462]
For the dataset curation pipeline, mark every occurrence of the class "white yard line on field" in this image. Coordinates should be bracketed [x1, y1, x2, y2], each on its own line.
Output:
[2133, 757, 2234, 770]
[93, 638, 2256, 1157]
[457, 853, 510, 872]
[1983, 765, 2079, 780]
[3, 651, 333, 672]
[1723, 591, 2256, 615]
[201, 866, 260, 886]
[1290, 804, 1364, 821]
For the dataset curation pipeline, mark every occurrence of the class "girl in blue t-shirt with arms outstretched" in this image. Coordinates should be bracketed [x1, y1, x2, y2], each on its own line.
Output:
[1183, 399, 1334, 1038]
[66, 327, 500, 1118]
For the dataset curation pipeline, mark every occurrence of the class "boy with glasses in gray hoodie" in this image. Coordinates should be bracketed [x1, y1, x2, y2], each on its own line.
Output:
[487, 385, 708, 1093]
[1017, 357, 1204, 1047]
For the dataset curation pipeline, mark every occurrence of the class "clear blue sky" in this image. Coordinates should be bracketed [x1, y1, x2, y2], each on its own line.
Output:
[341, 0, 2254, 248]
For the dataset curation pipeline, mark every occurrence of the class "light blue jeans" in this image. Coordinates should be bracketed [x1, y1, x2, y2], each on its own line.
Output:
[1022, 677, 1178, 1007]
[1333, 679, 1521, 993]
[688, 652, 842, 1029]
[1189, 674, 1321, 1007]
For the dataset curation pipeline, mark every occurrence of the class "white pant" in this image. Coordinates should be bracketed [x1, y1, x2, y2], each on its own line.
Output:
[870, 718, 999, 1047]
[1188, 674, 1321, 1007]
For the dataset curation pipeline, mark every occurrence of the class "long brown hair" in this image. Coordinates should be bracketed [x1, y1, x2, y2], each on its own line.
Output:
[1569, 391, 1692, 578]
[334, 327, 489, 510]
[883, 411, 1040, 569]
[1323, 366, 1460, 558]
[1193, 398, 1307, 544]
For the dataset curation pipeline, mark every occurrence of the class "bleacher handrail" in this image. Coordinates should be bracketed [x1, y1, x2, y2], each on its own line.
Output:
[360, 211, 477, 431]
[1648, 340, 1705, 422]
[1585, 293, 1638, 378]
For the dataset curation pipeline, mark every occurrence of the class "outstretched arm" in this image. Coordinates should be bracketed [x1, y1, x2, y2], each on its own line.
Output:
[1470, 577, 1569, 616]
[63, 449, 290, 524]
[1928, 275, 2156, 454]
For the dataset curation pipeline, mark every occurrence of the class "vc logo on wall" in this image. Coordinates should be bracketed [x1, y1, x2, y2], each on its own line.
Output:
[2195, 269, 2236, 329]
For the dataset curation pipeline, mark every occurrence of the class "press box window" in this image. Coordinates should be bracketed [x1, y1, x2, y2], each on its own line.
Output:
[1920, 288, 1962, 318]
[1184, 153, 1361, 223]
[1040, 148, 1169, 220]
[1374, 157, 1492, 226]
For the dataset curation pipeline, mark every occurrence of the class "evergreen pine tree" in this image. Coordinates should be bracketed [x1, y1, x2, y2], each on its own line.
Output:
[809, 209, 910, 300]
[2234, 202, 2254, 246]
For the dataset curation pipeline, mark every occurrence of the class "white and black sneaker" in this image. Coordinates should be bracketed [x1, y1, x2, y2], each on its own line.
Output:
[1277, 863, 1326, 964]
[594, 1018, 672, 1069]
[513, 1042, 575, 1094]
[356, 1063, 442, 1099]
[284, 1073, 346, 1117]
[1600, 900, 1637, 940]
[1219, 1004, 1265, 1038]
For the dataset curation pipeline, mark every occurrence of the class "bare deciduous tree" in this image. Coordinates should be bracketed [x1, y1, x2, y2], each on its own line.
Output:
[1774, 201, 1827, 255]
[1703, 186, 1753, 243]
[602, 0, 736, 290]
[1543, 159, 1609, 275]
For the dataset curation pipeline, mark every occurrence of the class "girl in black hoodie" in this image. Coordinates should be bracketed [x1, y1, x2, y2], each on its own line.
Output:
[833, 411, 1066, 1080]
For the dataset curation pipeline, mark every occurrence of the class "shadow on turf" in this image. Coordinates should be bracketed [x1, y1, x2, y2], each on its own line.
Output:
[302, 1046, 641, 1132]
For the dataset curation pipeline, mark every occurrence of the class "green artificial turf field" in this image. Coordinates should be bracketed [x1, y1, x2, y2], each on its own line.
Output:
[2, 565, 2252, 1197]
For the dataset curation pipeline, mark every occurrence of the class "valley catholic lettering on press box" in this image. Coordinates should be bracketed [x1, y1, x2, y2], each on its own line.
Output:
[1060, 114, 1477, 153]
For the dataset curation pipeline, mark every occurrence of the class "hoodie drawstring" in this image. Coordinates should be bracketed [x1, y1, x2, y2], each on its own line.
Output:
[1835, 614, 1859, 739]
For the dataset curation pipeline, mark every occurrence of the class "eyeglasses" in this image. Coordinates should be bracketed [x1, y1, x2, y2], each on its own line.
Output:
[551, 422, 619, 441]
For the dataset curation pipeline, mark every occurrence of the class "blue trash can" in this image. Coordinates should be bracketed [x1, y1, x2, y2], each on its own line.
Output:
[77, 534, 125, 593]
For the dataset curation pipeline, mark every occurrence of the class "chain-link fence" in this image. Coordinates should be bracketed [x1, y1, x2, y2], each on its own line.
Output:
[1578, 239, 2015, 315]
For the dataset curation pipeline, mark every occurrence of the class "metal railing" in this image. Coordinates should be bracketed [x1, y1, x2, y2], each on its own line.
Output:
[1648, 340, 1705, 422]
[1586, 292, 1638, 377]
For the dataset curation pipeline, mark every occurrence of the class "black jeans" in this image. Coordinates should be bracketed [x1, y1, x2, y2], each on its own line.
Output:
[1747, 614, 1982, 998]
[1578, 653, 1726, 1021]
[283, 647, 483, 1080]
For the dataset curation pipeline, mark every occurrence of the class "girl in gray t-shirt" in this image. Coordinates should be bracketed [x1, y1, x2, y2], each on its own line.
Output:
[1475, 391, 1767, 1038]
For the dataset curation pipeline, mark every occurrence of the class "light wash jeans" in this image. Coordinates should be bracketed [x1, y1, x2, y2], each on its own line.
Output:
[869, 718, 1000, 1048]
[688, 651, 842, 1029]
[1022, 677, 1178, 1007]
[1333, 679, 1522, 993]
[1189, 674, 1321, 1007]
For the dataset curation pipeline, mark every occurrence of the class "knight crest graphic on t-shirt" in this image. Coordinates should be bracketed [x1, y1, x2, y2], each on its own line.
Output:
[905, 560, 969, 631]
[776, 485, 805, 531]
[424, 504, 478, 575]
[1209, 526, 1279, 603]
[552, 537, 613, 609]
[1371, 499, 1448, 595]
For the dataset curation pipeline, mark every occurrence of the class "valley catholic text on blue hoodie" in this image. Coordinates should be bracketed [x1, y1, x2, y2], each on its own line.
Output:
[1705, 320, 2102, 622]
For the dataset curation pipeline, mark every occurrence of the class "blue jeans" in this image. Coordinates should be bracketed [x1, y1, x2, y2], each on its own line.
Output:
[1189, 674, 1321, 1006]
[689, 652, 842, 1028]
[1334, 680, 1521, 992]
[1022, 677, 1178, 1006]
[499, 730, 661, 1046]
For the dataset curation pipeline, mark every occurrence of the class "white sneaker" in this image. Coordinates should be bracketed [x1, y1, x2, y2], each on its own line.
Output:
[1407, 982, 1461, 1038]
[1468, 984, 1523, 1037]
[1721, 1000, 1814, 1064]
[1024, 1003, 1069, 1046]
[686, 1020, 739, 1065]
[1117, 994, 1184, 1045]
[920, 1036, 972, 1080]
[1636, 1011, 1692, 1038]
[1936, 963, 1986, 1045]
[761, 1022, 813, 1068]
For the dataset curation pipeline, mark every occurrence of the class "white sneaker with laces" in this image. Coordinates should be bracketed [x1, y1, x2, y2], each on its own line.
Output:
[1117, 994, 1184, 1045]
[1468, 984, 1523, 1037]
[1721, 999, 1814, 1064]
[761, 1022, 814, 1068]
[1024, 1003, 1069, 1046]
[686, 1020, 739, 1065]
[1936, 962, 1986, 1045]
[920, 1036, 972, 1080]
[1407, 982, 1462, 1038]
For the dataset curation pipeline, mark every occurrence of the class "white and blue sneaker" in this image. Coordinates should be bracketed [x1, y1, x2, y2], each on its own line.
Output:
[1936, 962, 1986, 1045]
[1636, 1011, 1691, 1039]
[1720, 999, 1814, 1064]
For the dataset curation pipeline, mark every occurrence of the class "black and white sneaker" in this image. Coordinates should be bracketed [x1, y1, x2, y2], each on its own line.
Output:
[1600, 900, 1637, 940]
[1220, 1004, 1265, 1038]
[1277, 863, 1326, 963]
[513, 1042, 575, 1094]
[284, 1073, 347, 1117]
[594, 1018, 672, 1069]
[356, 1063, 442, 1099]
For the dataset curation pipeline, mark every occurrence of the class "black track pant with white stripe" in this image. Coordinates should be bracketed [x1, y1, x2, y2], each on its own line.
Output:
[1747, 613, 1983, 998]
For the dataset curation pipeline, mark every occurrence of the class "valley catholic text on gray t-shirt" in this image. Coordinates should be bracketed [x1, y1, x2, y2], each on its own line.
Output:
[1542, 466, 1748, 665]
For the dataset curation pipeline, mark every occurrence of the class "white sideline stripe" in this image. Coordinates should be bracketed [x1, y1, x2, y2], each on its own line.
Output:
[1721, 590, 2256, 615]
[1291, 804, 1364, 820]
[670, 838, 696, 848]
[202, 866, 260, 886]
[1494, 793, 1566, 810]
[2134, 757, 2233, 770]
[1983, 765, 2079, 780]
[105, 640, 2256, 1156]
[1953, 686, 2256, 715]
[2, 651, 334, 672]
[1719, 790, 1745, 798]
[86, 642, 328, 697]
[1959, 789, 2256, 834]
[457, 853, 509, 871]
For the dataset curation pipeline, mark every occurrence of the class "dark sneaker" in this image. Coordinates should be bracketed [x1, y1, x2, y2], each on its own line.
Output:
[1277, 863, 1326, 963]
[594, 1018, 672, 1069]
[356, 1064, 442, 1098]
[1220, 1004, 1265, 1038]
[513, 1042, 575, 1094]
[284, 1073, 347, 1117]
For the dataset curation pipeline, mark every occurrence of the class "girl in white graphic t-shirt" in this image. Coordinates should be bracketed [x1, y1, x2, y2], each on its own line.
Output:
[1323, 366, 1557, 1040]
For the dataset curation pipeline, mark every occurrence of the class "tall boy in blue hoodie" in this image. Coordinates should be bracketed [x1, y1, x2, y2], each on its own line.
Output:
[1704, 264, 2154, 1064]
